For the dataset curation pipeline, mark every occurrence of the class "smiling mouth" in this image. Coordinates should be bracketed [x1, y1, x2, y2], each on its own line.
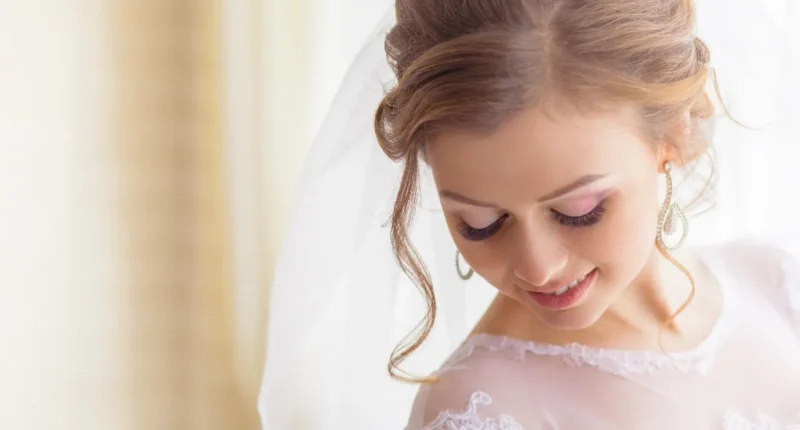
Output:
[527, 268, 598, 310]
[540, 272, 590, 296]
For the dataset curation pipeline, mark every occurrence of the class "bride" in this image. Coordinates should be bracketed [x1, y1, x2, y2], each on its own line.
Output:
[260, 0, 800, 429]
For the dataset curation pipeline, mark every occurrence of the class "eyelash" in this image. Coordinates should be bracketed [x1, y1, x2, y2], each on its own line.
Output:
[457, 202, 607, 242]
[550, 202, 606, 228]
[458, 214, 509, 242]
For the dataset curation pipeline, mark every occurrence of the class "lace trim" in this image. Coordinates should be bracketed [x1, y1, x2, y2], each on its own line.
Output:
[443, 283, 739, 377]
[421, 392, 523, 430]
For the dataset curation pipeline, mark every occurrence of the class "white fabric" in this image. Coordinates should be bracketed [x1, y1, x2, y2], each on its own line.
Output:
[258, 1, 800, 429]
[408, 241, 800, 429]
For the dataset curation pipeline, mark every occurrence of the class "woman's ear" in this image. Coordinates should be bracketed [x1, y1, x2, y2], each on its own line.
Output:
[656, 112, 696, 172]
[656, 143, 682, 173]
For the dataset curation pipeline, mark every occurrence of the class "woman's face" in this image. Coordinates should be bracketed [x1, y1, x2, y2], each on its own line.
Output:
[428, 106, 665, 331]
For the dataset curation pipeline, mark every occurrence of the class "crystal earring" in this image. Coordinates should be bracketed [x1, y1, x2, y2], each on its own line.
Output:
[455, 250, 474, 281]
[657, 161, 688, 250]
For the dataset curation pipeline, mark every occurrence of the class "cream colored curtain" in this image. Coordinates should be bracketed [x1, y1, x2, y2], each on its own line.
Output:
[113, 1, 258, 428]
[0, 0, 388, 428]
[1, 0, 257, 428]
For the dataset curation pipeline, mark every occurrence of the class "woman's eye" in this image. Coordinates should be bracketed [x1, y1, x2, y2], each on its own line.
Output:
[552, 202, 606, 227]
[457, 214, 509, 241]
[456, 202, 605, 241]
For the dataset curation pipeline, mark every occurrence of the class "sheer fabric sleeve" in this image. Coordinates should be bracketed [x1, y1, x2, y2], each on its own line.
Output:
[404, 353, 553, 430]
[404, 345, 625, 430]
[775, 246, 800, 335]
[704, 239, 800, 336]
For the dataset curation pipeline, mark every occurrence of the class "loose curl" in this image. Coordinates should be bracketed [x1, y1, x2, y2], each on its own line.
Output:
[374, 0, 716, 382]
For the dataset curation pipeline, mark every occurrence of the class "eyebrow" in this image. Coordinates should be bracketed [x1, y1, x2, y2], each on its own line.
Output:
[439, 174, 608, 208]
[536, 174, 608, 202]
[438, 190, 499, 208]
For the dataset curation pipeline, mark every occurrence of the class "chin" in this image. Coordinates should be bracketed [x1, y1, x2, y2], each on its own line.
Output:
[529, 303, 606, 332]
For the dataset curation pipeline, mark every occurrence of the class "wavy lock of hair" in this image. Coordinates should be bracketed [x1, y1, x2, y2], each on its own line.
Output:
[374, 0, 715, 382]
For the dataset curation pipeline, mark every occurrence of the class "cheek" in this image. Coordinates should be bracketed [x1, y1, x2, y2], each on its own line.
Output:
[454, 241, 509, 285]
[446, 222, 514, 291]
[567, 194, 659, 268]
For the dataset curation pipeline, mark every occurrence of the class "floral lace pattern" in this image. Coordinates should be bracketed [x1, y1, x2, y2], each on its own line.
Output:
[443, 285, 739, 378]
[445, 332, 726, 377]
[424, 392, 800, 430]
[421, 392, 524, 430]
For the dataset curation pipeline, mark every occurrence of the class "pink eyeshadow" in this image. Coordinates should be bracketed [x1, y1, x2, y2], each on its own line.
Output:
[559, 190, 610, 215]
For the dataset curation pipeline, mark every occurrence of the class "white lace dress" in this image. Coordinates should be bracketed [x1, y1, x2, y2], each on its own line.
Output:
[405, 242, 800, 429]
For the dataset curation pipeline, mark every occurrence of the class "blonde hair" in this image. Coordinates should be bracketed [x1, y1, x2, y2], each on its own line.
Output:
[374, 0, 715, 382]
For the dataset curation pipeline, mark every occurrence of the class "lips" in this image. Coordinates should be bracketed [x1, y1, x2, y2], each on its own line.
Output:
[527, 268, 597, 310]
[540, 272, 590, 296]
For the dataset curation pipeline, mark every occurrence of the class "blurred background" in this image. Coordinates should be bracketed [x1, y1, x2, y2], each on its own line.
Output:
[0, 0, 383, 429]
[1, 1, 798, 429]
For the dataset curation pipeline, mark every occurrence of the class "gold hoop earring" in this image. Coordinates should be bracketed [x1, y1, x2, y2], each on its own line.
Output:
[657, 161, 688, 250]
[455, 251, 473, 281]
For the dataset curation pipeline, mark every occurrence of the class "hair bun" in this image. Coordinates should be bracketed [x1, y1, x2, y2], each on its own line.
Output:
[693, 37, 711, 66]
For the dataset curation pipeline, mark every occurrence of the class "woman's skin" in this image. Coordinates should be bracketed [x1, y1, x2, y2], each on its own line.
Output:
[428, 105, 723, 352]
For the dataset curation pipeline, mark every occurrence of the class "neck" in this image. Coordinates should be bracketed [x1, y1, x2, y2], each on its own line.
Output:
[477, 245, 713, 351]
[600, 246, 695, 338]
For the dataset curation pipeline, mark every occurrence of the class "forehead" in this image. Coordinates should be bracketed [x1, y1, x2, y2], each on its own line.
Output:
[426, 106, 655, 199]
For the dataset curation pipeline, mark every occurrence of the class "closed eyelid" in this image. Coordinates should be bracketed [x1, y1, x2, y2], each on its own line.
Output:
[460, 211, 504, 229]
[553, 191, 611, 214]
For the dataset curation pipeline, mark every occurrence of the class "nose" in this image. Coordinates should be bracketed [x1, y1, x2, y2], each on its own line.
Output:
[512, 224, 568, 288]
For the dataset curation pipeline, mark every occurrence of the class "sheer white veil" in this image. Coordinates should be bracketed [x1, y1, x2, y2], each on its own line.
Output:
[258, 1, 799, 429]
